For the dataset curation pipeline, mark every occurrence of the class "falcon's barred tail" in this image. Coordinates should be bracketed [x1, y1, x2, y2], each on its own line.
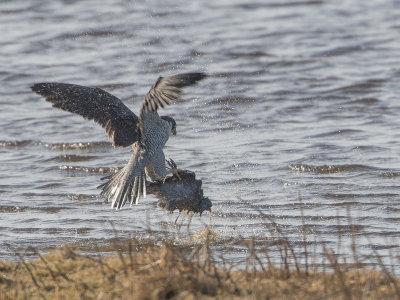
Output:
[98, 143, 149, 209]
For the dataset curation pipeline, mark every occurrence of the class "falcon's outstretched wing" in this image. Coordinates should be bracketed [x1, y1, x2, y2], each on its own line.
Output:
[139, 73, 207, 122]
[31, 83, 139, 147]
[99, 142, 149, 209]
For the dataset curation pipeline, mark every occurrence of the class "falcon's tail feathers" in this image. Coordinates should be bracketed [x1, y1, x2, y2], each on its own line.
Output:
[98, 143, 148, 209]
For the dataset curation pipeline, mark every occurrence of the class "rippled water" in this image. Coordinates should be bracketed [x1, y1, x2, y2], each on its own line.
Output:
[1, 0, 400, 269]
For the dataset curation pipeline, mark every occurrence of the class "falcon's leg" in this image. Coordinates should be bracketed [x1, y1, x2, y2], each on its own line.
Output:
[164, 158, 184, 182]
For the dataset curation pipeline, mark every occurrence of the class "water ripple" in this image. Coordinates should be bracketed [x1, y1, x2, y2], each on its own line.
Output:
[289, 164, 377, 174]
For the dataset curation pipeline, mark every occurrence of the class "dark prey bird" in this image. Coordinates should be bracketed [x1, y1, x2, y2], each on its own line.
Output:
[31, 73, 207, 209]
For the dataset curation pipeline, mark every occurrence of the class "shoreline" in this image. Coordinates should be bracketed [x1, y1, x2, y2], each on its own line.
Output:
[1, 229, 399, 300]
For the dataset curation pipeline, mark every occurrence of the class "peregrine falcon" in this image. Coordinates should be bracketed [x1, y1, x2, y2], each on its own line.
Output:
[31, 72, 207, 209]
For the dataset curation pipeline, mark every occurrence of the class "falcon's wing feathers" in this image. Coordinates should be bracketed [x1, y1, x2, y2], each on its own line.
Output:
[31, 83, 140, 147]
[98, 143, 149, 209]
[140, 72, 207, 118]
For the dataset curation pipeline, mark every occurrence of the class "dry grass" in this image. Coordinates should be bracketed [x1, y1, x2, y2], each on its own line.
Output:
[0, 224, 399, 300]
[0, 207, 399, 300]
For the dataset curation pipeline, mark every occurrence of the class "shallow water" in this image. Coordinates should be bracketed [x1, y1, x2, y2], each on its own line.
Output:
[1, 0, 400, 269]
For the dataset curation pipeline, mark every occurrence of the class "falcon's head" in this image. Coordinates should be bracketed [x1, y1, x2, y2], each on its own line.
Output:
[161, 116, 177, 136]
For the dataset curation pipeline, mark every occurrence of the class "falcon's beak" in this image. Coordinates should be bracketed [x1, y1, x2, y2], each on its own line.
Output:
[172, 127, 177, 136]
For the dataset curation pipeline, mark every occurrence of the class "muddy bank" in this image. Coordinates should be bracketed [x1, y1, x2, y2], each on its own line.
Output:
[1, 234, 399, 300]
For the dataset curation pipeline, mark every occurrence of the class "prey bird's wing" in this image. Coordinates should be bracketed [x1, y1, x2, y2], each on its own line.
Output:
[139, 73, 207, 128]
[31, 83, 140, 147]
[98, 142, 149, 209]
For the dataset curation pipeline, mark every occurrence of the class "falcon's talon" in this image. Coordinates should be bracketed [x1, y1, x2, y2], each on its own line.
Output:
[166, 158, 178, 170]
[165, 158, 183, 180]
[162, 167, 183, 183]
[170, 168, 183, 180]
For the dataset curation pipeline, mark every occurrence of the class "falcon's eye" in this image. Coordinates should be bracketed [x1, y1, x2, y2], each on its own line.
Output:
[171, 122, 177, 135]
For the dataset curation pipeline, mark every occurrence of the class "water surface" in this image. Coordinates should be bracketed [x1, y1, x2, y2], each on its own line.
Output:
[1, 0, 400, 269]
